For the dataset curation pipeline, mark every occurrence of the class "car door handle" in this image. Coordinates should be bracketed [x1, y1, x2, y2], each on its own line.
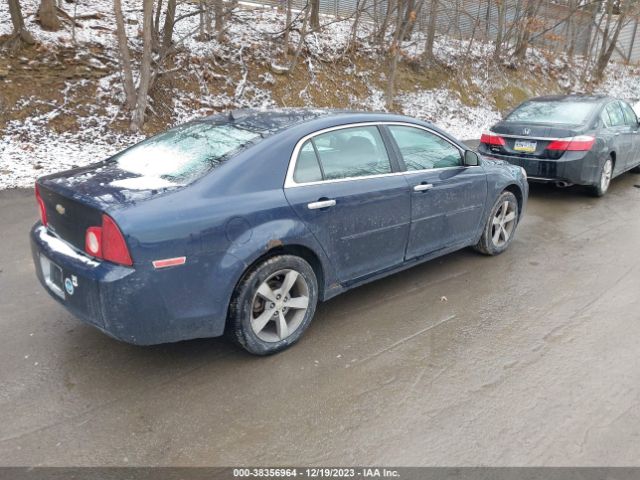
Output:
[413, 183, 434, 192]
[307, 199, 336, 210]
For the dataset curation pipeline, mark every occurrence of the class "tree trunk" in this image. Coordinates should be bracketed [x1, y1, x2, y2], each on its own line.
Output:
[310, 0, 320, 31]
[38, 0, 61, 31]
[493, 0, 507, 60]
[131, 0, 155, 132]
[214, 0, 224, 41]
[594, 11, 627, 80]
[114, 0, 136, 110]
[162, 0, 177, 52]
[423, 0, 438, 62]
[7, 0, 35, 44]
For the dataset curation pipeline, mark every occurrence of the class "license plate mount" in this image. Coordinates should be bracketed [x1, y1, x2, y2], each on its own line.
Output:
[40, 254, 65, 299]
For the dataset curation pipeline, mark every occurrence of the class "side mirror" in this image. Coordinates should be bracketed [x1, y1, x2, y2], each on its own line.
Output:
[464, 150, 480, 167]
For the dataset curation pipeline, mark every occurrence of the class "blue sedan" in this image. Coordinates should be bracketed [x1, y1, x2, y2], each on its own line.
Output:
[31, 110, 528, 354]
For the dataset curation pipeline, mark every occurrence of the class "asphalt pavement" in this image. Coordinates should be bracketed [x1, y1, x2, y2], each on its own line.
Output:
[1, 171, 640, 466]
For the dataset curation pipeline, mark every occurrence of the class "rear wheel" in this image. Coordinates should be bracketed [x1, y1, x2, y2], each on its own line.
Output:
[228, 255, 318, 355]
[631, 164, 640, 173]
[590, 157, 613, 197]
[474, 191, 519, 256]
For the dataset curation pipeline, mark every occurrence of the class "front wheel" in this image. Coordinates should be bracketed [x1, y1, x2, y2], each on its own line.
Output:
[590, 157, 613, 197]
[474, 191, 519, 256]
[228, 255, 318, 355]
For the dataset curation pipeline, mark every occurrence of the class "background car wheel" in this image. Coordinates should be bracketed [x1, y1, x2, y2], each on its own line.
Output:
[474, 191, 519, 256]
[590, 157, 613, 197]
[228, 255, 318, 355]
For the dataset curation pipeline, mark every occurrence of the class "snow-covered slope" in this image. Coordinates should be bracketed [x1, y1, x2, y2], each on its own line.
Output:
[1, 0, 640, 189]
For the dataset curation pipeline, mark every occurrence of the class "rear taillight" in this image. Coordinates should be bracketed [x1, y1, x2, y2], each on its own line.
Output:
[546, 135, 595, 152]
[84, 215, 132, 266]
[480, 131, 506, 147]
[35, 183, 48, 226]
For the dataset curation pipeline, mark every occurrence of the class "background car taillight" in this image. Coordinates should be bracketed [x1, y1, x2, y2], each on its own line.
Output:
[480, 131, 506, 147]
[546, 135, 595, 152]
[84, 215, 133, 266]
[35, 183, 48, 226]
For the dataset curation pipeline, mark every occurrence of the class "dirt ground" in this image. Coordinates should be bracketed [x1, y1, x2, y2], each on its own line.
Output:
[1, 172, 640, 466]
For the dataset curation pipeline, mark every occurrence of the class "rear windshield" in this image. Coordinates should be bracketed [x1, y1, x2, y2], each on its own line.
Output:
[506, 101, 596, 125]
[111, 122, 262, 187]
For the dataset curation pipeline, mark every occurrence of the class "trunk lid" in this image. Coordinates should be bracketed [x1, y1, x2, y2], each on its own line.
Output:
[38, 161, 181, 252]
[487, 122, 585, 159]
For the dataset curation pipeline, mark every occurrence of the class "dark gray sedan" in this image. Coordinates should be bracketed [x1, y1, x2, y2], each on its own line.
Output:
[478, 95, 640, 196]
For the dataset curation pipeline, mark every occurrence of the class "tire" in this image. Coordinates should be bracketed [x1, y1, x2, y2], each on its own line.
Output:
[228, 255, 318, 355]
[474, 191, 519, 256]
[631, 164, 640, 173]
[589, 156, 613, 197]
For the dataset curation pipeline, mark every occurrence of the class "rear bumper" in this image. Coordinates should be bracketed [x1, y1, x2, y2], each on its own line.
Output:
[30, 224, 228, 345]
[483, 152, 601, 186]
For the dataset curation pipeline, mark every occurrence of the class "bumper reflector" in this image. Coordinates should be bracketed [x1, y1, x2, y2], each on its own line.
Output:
[152, 257, 187, 269]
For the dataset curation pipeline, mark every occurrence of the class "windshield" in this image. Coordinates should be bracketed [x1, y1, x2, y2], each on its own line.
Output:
[506, 101, 596, 125]
[110, 122, 262, 188]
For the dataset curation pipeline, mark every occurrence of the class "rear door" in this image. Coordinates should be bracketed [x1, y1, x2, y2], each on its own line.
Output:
[619, 100, 640, 169]
[284, 124, 411, 283]
[604, 101, 632, 174]
[384, 124, 488, 260]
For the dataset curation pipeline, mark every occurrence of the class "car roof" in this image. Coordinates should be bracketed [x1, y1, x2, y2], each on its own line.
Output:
[527, 94, 612, 104]
[200, 108, 433, 135]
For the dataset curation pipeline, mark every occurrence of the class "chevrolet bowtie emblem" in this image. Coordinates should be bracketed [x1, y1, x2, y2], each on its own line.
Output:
[55, 204, 66, 215]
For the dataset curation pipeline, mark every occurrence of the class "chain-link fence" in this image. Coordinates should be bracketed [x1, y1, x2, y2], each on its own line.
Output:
[244, 0, 640, 64]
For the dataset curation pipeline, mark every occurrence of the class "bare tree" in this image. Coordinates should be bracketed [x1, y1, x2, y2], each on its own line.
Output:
[387, 0, 424, 109]
[7, 0, 35, 45]
[131, 0, 155, 132]
[114, 0, 136, 110]
[593, 0, 638, 80]
[162, 0, 177, 51]
[493, 0, 507, 60]
[310, 0, 321, 30]
[38, 0, 61, 31]
[422, 0, 438, 62]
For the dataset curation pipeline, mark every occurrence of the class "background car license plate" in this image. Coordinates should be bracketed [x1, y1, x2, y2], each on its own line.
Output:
[514, 140, 537, 153]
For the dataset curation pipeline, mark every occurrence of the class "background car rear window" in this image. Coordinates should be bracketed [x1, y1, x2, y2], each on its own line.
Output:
[388, 126, 462, 171]
[112, 122, 262, 185]
[506, 101, 596, 125]
[307, 126, 392, 181]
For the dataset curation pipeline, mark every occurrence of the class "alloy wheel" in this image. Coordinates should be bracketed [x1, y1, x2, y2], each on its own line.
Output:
[250, 269, 310, 342]
[491, 200, 517, 248]
[601, 159, 613, 193]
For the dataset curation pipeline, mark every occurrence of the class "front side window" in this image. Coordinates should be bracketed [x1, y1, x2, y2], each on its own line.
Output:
[620, 101, 639, 126]
[605, 102, 626, 127]
[310, 126, 391, 180]
[388, 126, 462, 171]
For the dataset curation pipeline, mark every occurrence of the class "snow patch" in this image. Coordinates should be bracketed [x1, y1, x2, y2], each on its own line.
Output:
[37, 226, 100, 267]
[109, 177, 178, 190]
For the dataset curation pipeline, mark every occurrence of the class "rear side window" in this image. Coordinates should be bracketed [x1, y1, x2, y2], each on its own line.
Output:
[605, 102, 626, 126]
[506, 101, 596, 125]
[620, 101, 639, 126]
[112, 122, 262, 185]
[299, 126, 391, 181]
[388, 126, 462, 170]
[293, 141, 323, 183]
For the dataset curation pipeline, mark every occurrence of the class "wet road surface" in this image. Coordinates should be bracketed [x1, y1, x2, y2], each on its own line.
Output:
[1, 173, 640, 466]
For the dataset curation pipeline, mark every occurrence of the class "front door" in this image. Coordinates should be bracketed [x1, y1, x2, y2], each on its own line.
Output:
[384, 125, 488, 259]
[284, 125, 411, 283]
[619, 100, 640, 170]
